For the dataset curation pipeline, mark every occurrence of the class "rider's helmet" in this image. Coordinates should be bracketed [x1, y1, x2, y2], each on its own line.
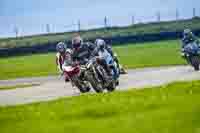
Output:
[65, 48, 72, 55]
[72, 35, 83, 49]
[56, 42, 67, 54]
[95, 39, 106, 50]
[183, 29, 193, 38]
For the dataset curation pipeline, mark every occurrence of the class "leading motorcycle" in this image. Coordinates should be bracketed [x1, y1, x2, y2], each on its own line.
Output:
[84, 57, 105, 93]
[86, 49, 120, 93]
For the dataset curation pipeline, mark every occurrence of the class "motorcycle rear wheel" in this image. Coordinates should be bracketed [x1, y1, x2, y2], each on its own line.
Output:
[107, 82, 116, 92]
[191, 56, 200, 71]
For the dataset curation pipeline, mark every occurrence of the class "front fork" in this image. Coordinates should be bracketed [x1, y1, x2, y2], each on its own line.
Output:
[184, 54, 193, 65]
[92, 66, 102, 83]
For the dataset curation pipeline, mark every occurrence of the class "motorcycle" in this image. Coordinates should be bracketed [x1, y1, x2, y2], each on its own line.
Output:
[113, 53, 127, 74]
[86, 49, 120, 92]
[183, 42, 200, 71]
[84, 57, 105, 93]
[62, 63, 91, 93]
[102, 51, 120, 92]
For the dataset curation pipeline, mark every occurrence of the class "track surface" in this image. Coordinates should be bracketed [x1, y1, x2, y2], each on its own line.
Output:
[0, 65, 200, 106]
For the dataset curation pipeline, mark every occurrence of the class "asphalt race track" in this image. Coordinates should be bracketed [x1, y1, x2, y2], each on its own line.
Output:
[0, 65, 200, 106]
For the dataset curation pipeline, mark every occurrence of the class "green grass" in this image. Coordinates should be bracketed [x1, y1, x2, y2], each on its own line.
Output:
[1, 17, 200, 48]
[0, 40, 186, 80]
[0, 84, 40, 90]
[114, 40, 186, 68]
[1, 80, 200, 133]
[0, 53, 57, 80]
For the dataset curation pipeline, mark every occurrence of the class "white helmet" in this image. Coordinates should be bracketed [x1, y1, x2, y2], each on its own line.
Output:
[95, 39, 106, 49]
[65, 48, 72, 54]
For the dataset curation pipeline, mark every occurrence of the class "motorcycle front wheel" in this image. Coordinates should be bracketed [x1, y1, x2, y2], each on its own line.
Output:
[88, 74, 103, 93]
[106, 81, 116, 92]
[73, 78, 91, 93]
[191, 56, 200, 71]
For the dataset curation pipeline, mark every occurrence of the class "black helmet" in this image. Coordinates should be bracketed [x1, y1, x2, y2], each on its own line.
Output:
[72, 36, 83, 49]
[183, 29, 193, 37]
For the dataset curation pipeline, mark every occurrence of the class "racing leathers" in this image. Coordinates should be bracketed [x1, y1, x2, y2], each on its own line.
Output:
[56, 50, 72, 81]
[181, 33, 200, 57]
[182, 34, 200, 49]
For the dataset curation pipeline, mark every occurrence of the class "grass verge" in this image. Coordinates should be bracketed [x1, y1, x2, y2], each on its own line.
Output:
[0, 40, 186, 80]
[0, 80, 200, 133]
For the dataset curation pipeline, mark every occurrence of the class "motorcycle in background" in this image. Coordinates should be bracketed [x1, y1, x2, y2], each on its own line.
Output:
[113, 53, 127, 74]
[182, 42, 200, 71]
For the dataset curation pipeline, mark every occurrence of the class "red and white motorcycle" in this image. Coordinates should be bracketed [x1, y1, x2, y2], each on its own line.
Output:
[62, 63, 91, 93]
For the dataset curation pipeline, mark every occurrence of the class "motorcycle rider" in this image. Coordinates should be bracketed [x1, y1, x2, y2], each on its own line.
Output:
[182, 29, 200, 48]
[71, 35, 95, 64]
[95, 38, 127, 74]
[71, 35, 112, 76]
[181, 29, 200, 57]
[56, 42, 73, 82]
[95, 39, 119, 78]
[95, 39, 114, 56]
